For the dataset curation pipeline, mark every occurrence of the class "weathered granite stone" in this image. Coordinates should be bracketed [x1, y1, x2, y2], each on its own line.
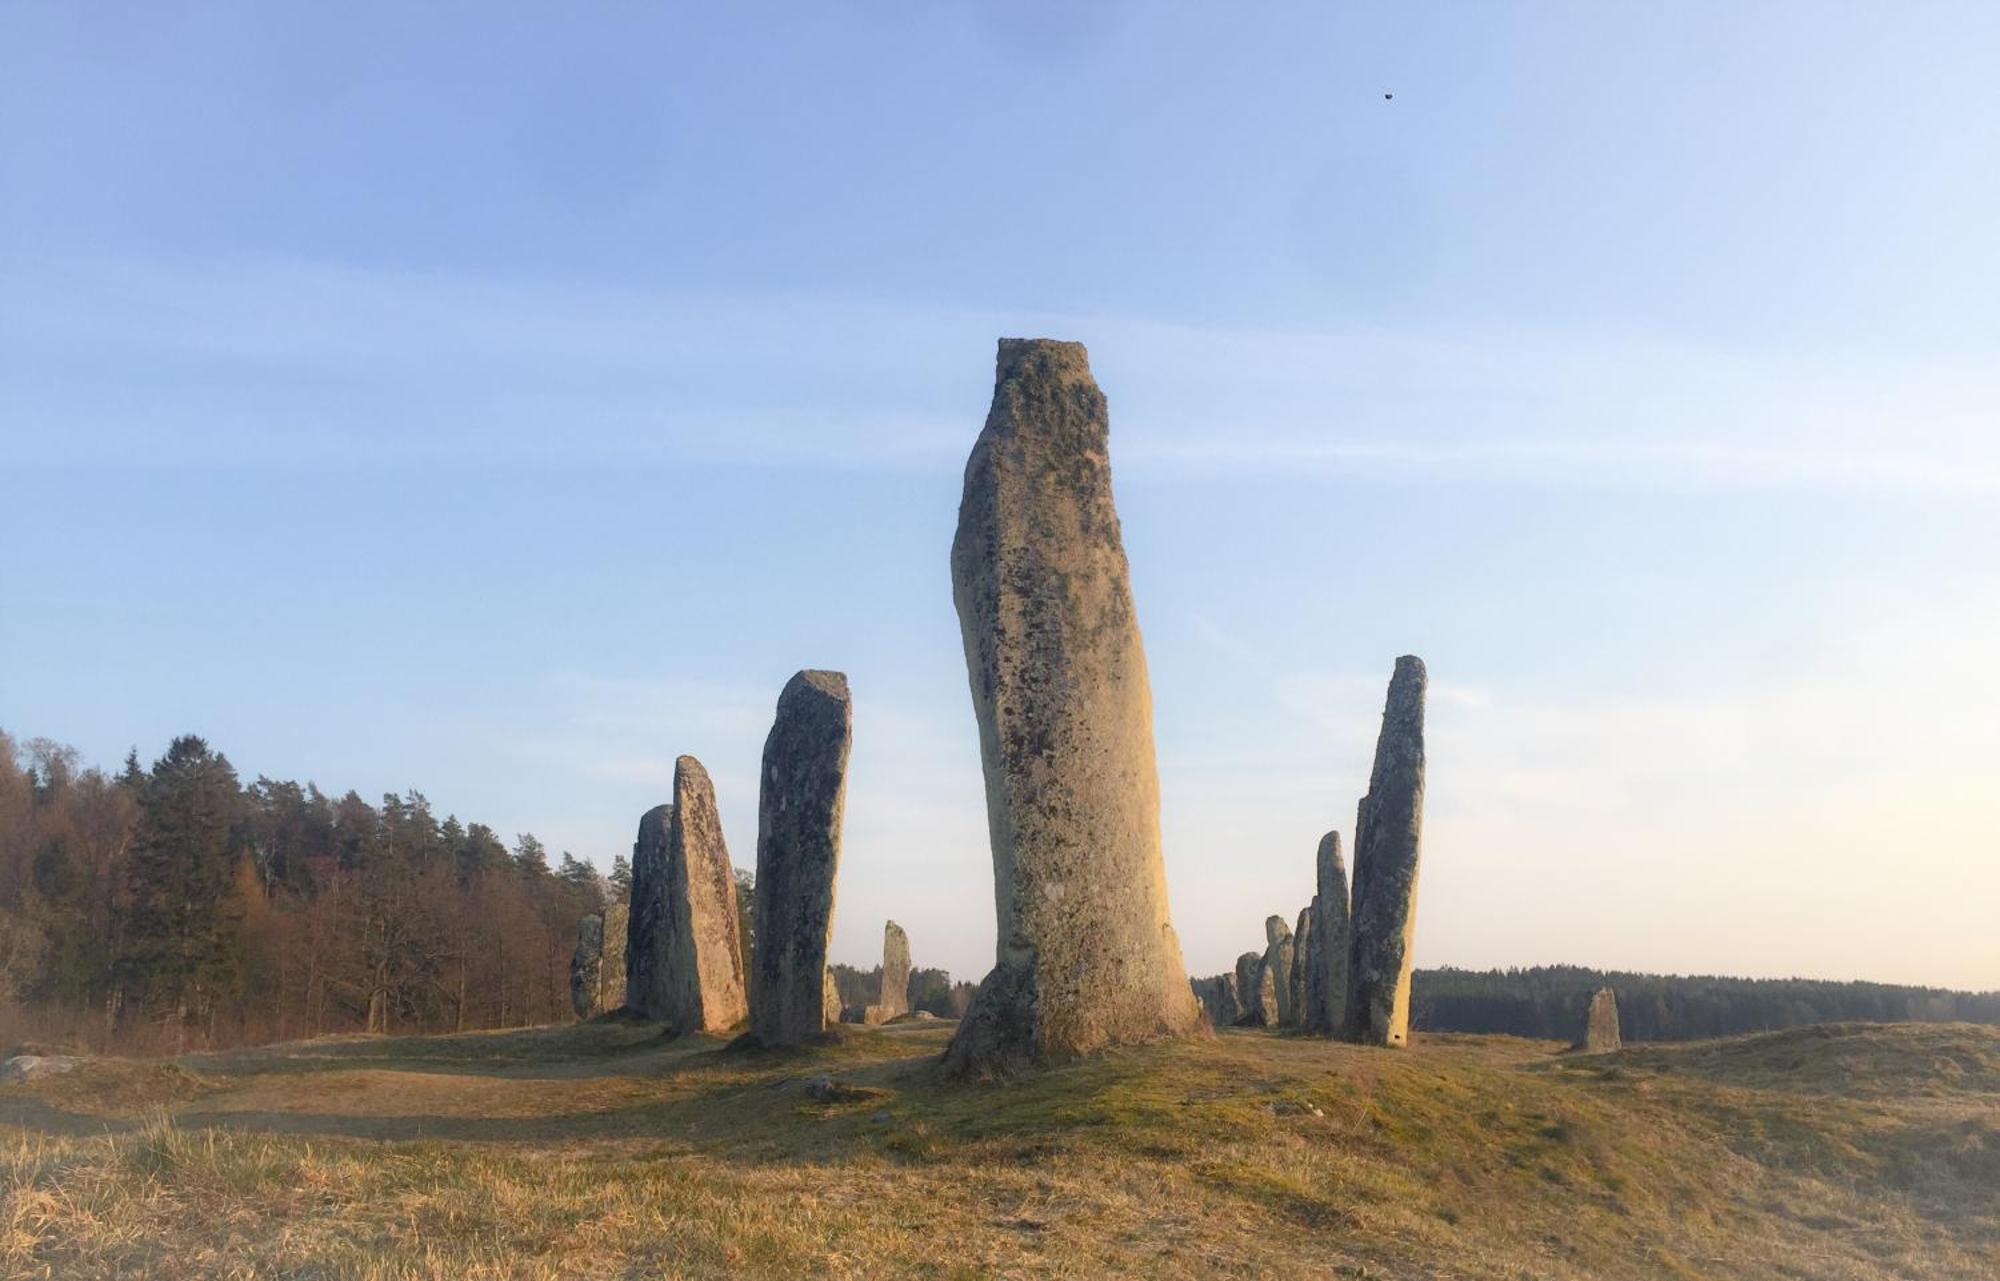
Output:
[748, 669, 853, 1047]
[601, 900, 628, 1014]
[1581, 987, 1622, 1053]
[1189, 973, 1241, 1028]
[1343, 658, 1428, 1048]
[823, 969, 843, 1027]
[1290, 905, 1314, 1031]
[943, 339, 1203, 1073]
[1314, 832, 1350, 1036]
[879, 920, 912, 1019]
[1234, 951, 1276, 1027]
[625, 805, 674, 1018]
[570, 912, 605, 1020]
[1265, 916, 1295, 1027]
[630, 758, 749, 1034]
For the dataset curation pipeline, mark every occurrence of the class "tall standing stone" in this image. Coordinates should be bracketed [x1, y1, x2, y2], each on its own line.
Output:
[822, 969, 843, 1026]
[748, 669, 853, 1047]
[601, 900, 629, 1015]
[1290, 905, 1314, 1031]
[625, 805, 674, 1019]
[1234, 951, 1276, 1027]
[1314, 832, 1351, 1035]
[630, 758, 749, 1034]
[570, 912, 605, 1020]
[878, 921, 912, 1019]
[1581, 987, 1622, 1053]
[1265, 916, 1295, 1027]
[1343, 658, 1428, 1048]
[943, 339, 1203, 1072]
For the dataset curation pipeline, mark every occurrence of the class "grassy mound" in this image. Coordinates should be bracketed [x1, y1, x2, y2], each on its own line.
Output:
[1, 1021, 1993, 1279]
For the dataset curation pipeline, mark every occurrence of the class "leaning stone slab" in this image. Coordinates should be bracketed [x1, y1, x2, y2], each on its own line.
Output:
[943, 339, 1203, 1073]
[879, 921, 911, 1019]
[1580, 987, 1623, 1053]
[570, 912, 605, 1020]
[1343, 658, 1428, 1048]
[749, 669, 853, 1047]
[1265, 916, 1295, 1027]
[1314, 832, 1350, 1036]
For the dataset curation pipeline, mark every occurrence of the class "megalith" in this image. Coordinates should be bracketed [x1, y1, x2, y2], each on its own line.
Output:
[943, 339, 1203, 1073]
[1234, 951, 1276, 1027]
[1314, 831, 1350, 1035]
[1343, 658, 1428, 1047]
[878, 920, 912, 1019]
[625, 804, 674, 1018]
[570, 912, 605, 1020]
[1265, 916, 1296, 1027]
[1581, 987, 1622, 1053]
[1290, 905, 1314, 1031]
[601, 900, 629, 1014]
[748, 669, 853, 1047]
[1190, 973, 1241, 1028]
[822, 969, 843, 1026]
[630, 758, 749, 1034]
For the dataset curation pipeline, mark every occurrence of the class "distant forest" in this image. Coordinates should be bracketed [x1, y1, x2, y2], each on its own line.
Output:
[1412, 965, 2000, 1043]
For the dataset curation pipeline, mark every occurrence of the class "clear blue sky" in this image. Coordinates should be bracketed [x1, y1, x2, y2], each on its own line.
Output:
[4, 3, 1997, 989]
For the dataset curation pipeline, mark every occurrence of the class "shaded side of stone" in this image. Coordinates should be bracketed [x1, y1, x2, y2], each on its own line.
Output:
[570, 912, 605, 1020]
[749, 669, 853, 1047]
[1343, 657, 1428, 1048]
[625, 805, 675, 1019]
[879, 920, 912, 1018]
[1291, 905, 1314, 1032]
[1313, 831, 1351, 1036]
[1264, 915, 1295, 1027]
[942, 338, 1202, 1073]
[662, 756, 749, 1035]
[1233, 951, 1275, 1027]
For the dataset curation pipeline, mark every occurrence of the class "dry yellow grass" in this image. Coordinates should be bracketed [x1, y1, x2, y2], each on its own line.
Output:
[1, 1019, 1994, 1279]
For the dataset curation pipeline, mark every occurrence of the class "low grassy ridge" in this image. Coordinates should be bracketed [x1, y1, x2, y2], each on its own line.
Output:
[1, 1019, 1994, 1279]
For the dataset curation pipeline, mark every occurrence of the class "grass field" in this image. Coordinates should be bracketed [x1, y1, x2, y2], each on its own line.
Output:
[2, 1018, 1994, 1279]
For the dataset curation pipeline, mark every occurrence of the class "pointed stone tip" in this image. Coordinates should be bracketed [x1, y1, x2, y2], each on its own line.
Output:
[674, 754, 711, 787]
[995, 337, 1091, 382]
[783, 668, 850, 704]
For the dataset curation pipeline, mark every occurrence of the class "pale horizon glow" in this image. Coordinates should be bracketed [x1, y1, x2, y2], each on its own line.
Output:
[4, 5, 1997, 992]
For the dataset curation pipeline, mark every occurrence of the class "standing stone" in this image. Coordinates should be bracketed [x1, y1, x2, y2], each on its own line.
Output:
[1190, 973, 1241, 1028]
[601, 900, 629, 1015]
[625, 805, 674, 1019]
[630, 758, 749, 1034]
[1314, 832, 1351, 1036]
[878, 920, 912, 1019]
[1581, 987, 1622, 1053]
[822, 969, 843, 1027]
[570, 912, 605, 1020]
[748, 669, 853, 1047]
[1265, 916, 1296, 1027]
[1234, 951, 1276, 1026]
[943, 339, 1203, 1073]
[1343, 658, 1428, 1048]
[1290, 906, 1314, 1031]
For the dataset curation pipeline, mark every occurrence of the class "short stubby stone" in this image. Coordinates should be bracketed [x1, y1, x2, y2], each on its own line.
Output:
[1265, 915, 1296, 1027]
[570, 912, 605, 1020]
[1190, 973, 1241, 1028]
[943, 339, 1203, 1073]
[749, 669, 853, 1047]
[879, 921, 912, 1019]
[1581, 987, 1623, 1053]
[1343, 658, 1428, 1048]
[1314, 832, 1351, 1037]
[631, 758, 749, 1035]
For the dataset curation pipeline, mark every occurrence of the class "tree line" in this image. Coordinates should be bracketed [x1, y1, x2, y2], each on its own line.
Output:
[1411, 964, 2000, 1043]
[0, 730, 613, 1053]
